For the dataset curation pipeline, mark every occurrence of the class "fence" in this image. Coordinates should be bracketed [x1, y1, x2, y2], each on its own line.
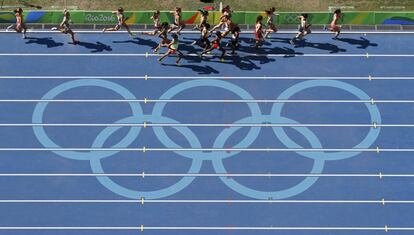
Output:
[0, 11, 414, 25]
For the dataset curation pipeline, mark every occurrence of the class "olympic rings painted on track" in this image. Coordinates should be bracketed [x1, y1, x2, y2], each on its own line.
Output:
[32, 79, 382, 199]
[152, 79, 262, 161]
[32, 79, 143, 161]
[90, 115, 203, 199]
[271, 80, 381, 161]
[212, 115, 325, 199]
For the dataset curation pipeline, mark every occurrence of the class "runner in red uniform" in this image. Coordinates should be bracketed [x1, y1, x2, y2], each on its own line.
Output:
[327, 9, 342, 39]
[254, 15, 264, 48]
[264, 7, 278, 39]
[201, 31, 226, 62]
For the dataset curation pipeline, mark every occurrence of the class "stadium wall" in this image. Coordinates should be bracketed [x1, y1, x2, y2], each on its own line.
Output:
[0, 11, 413, 25]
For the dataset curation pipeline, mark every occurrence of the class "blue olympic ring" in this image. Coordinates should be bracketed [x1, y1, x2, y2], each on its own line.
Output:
[152, 79, 262, 161]
[32, 79, 382, 199]
[271, 80, 381, 161]
[212, 115, 325, 199]
[32, 79, 143, 161]
[90, 115, 203, 199]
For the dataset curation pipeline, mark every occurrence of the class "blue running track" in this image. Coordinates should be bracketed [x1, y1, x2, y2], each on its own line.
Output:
[0, 31, 413, 234]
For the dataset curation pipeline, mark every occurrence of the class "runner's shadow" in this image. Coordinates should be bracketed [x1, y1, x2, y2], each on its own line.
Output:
[225, 56, 262, 70]
[295, 41, 347, 53]
[76, 41, 112, 53]
[178, 42, 201, 54]
[238, 36, 272, 46]
[160, 61, 219, 75]
[113, 37, 158, 48]
[271, 37, 347, 54]
[189, 54, 262, 71]
[182, 46, 276, 71]
[25, 37, 64, 48]
[239, 44, 303, 57]
[336, 37, 378, 49]
[243, 55, 276, 66]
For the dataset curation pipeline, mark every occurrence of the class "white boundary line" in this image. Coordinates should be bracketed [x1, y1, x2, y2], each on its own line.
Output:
[2, 30, 414, 34]
[0, 123, 409, 127]
[1, 99, 414, 103]
[0, 76, 413, 80]
[0, 53, 413, 57]
[0, 173, 409, 177]
[0, 226, 412, 231]
[0, 199, 412, 204]
[0, 147, 406, 152]
[0, 99, 413, 103]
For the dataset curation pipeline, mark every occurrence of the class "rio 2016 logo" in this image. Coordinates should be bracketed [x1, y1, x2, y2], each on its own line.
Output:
[85, 13, 117, 23]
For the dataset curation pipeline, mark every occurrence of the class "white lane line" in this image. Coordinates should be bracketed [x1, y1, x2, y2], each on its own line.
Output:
[0, 76, 413, 80]
[0, 123, 411, 127]
[50, 76, 414, 80]
[0, 53, 413, 57]
[0, 227, 138, 230]
[0, 226, 412, 231]
[2, 30, 414, 34]
[0, 148, 408, 152]
[0, 53, 150, 56]
[0, 99, 413, 103]
[0, 76, 148, 79]
[0, 199, 412, 204]
[1, 173, 411, 177]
